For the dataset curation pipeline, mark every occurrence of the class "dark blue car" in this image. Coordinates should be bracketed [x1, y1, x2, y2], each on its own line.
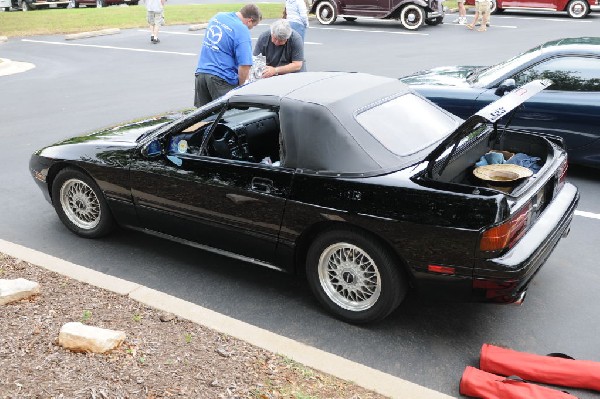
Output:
[401, 37, 600, 168]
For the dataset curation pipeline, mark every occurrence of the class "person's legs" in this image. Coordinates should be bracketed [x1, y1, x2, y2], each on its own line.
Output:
[478, 4, 490, 31]
[147, 11, 155, 42]
[194, 74, 212, 108]
[206, 75, 236, 101]
[453, 0, 467, 24]
[151, 11, 164, 43]
[467, 10, 480, 29]
[289, 21, 306, 41]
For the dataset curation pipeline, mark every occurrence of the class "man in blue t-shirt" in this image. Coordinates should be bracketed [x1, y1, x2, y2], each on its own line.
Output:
[194, 4, 262, 108]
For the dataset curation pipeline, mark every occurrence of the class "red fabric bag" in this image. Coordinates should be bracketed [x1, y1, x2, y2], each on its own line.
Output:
[460, 366, 577, 399]
[480, 343, 600, 391]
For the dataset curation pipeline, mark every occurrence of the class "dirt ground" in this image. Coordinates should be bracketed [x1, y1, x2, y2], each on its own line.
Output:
[0, 253, 387, 399]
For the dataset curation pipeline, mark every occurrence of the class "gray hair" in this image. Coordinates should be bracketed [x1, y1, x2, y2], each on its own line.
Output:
[270, 19, 292, 41]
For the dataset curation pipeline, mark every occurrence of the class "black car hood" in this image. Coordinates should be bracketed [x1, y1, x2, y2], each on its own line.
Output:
[35, 112, 188, 160]
[400, 66, 481, 87]
[425, 79, 552, 177]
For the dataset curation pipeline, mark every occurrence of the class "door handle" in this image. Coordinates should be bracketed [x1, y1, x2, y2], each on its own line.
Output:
[251, 177, 274, 194]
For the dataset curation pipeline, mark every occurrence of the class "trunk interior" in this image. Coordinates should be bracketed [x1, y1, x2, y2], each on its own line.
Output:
[430, 128, 553, 195]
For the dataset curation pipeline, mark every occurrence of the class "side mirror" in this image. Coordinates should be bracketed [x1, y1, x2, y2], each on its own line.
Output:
[143, 140, 162, 157]
[495, 78, 516, 96]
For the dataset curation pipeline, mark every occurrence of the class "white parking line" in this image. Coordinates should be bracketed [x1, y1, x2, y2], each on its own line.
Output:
[492, 15, 593, 22]
[447, 23, 517, 28]
[21, 39, 197, 56]
[575, 210, 600, 220]
[136, 30, 323, 45]
[309, 26, 429, 35]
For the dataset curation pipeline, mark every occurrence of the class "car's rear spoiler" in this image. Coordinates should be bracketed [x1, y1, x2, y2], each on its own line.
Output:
[425, 79, 552, 178]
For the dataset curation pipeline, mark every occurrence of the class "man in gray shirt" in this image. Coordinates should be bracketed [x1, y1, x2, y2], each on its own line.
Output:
[253, 19, 305, 78]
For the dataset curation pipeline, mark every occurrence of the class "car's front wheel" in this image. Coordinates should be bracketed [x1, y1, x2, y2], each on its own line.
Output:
[399, 4, 424, 30]
[315, 0, 337, 25]
[95, 0, 105, 7]
[52, 168, 115, 238]
[306, 229, 407, 323]
[489, 0, 502, 13]
[566, 0, 589, 18]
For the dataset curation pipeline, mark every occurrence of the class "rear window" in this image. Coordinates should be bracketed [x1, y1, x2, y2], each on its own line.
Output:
[356, 93, 459, 156]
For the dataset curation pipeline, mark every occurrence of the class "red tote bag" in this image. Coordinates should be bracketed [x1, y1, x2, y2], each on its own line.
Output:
[480, 343, 600, 391]
[460, 366, 577, 399]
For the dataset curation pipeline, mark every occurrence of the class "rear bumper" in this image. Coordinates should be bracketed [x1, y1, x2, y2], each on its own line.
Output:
[472, 182, 579, 303]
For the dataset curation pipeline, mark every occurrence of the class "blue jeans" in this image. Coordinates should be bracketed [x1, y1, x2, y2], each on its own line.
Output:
[289, 21, 306, 41]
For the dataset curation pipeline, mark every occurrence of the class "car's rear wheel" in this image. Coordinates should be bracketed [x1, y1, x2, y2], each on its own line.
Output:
[489, 0, 501, 13]
[399, 4, 424, 30]
[315, 1, 337, 25]
[95, 0, 105, 7]
[306, 229, 407, 323]
[52, 168, 115, 238]
[566, 0, 589, 18]
[343, 17, 357, 21]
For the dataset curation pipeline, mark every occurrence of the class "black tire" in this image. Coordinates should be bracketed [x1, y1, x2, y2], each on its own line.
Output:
[424, 16, 443, 25]
[315, 0, 337, 25]
[566, 0, 589, 18]
[129, 1, 138, 4]
[306, 229, 407, 323]
[399, 4, 424, 30]
[95, 0, 104, 7]
[51, 168, 115, 238]
[343, 17, 357, 21]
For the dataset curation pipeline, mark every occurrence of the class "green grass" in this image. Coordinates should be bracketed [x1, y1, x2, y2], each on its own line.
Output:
[0, 3, 284, 37]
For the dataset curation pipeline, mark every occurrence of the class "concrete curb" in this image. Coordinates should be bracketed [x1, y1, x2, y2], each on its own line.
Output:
[65, 28, 120, 41]
[0, 239, 456, 399]
[188, 22, 208, 31]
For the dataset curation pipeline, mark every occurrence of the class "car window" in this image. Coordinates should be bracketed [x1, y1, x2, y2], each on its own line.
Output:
[167, 105, 284, 166]
[474, 46, 542, 87]
[512, 56, 600, 92]
[355, 93, 459, 156]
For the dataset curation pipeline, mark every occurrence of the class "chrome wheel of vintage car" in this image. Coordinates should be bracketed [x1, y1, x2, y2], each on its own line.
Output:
[307, 229, 407, 323]
[315, 1, 337, 25]
[566, 0, 589, 18]
[20, 0, 33, 11]
[96, 0, 105, 7]
[399, 4, 424, 30]
[52, 169, 115, 238]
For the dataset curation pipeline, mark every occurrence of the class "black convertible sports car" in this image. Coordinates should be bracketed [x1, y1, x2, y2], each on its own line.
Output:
[30, 72, 579, 323]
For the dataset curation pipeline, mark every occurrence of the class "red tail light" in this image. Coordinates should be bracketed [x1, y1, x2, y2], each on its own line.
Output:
[557, 158, 568, 190]
[480, 204, 531, 252]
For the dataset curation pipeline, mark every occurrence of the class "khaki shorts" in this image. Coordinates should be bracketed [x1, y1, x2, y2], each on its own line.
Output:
[475, 0, 491, 14]
[147, 11, 164, 26]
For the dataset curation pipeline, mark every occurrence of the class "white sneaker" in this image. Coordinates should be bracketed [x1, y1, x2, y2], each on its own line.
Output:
[458, 17, 467, 24]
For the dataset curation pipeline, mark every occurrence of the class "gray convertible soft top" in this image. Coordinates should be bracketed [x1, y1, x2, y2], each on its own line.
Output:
[228, 72, 449, 176]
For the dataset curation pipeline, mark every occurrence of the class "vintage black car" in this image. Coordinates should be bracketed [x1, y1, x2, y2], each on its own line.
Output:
[309, 0, 445, 30]
[30, 72, 578, 323]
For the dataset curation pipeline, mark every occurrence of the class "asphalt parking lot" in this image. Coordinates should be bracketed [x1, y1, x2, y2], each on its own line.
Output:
[1, 8, 600, 398]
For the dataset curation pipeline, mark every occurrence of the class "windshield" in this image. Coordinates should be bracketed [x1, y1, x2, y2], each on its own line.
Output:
[474, 45, 542, 87]
[356, 93, 459, 156]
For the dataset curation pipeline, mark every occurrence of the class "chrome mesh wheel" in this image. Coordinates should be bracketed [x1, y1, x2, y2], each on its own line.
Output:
[317, 243, 382, 312]
[59, 178, 101, 231]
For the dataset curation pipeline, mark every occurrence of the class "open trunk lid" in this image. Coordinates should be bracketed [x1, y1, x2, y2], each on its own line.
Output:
[425, 79, 552, 179]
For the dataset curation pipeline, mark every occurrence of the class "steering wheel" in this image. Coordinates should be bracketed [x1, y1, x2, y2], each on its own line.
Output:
[210, 123, 248, 160]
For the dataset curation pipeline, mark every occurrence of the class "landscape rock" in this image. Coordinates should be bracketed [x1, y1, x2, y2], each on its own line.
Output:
[58, 322, 126, 353]
[0, 278, 40, 305]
